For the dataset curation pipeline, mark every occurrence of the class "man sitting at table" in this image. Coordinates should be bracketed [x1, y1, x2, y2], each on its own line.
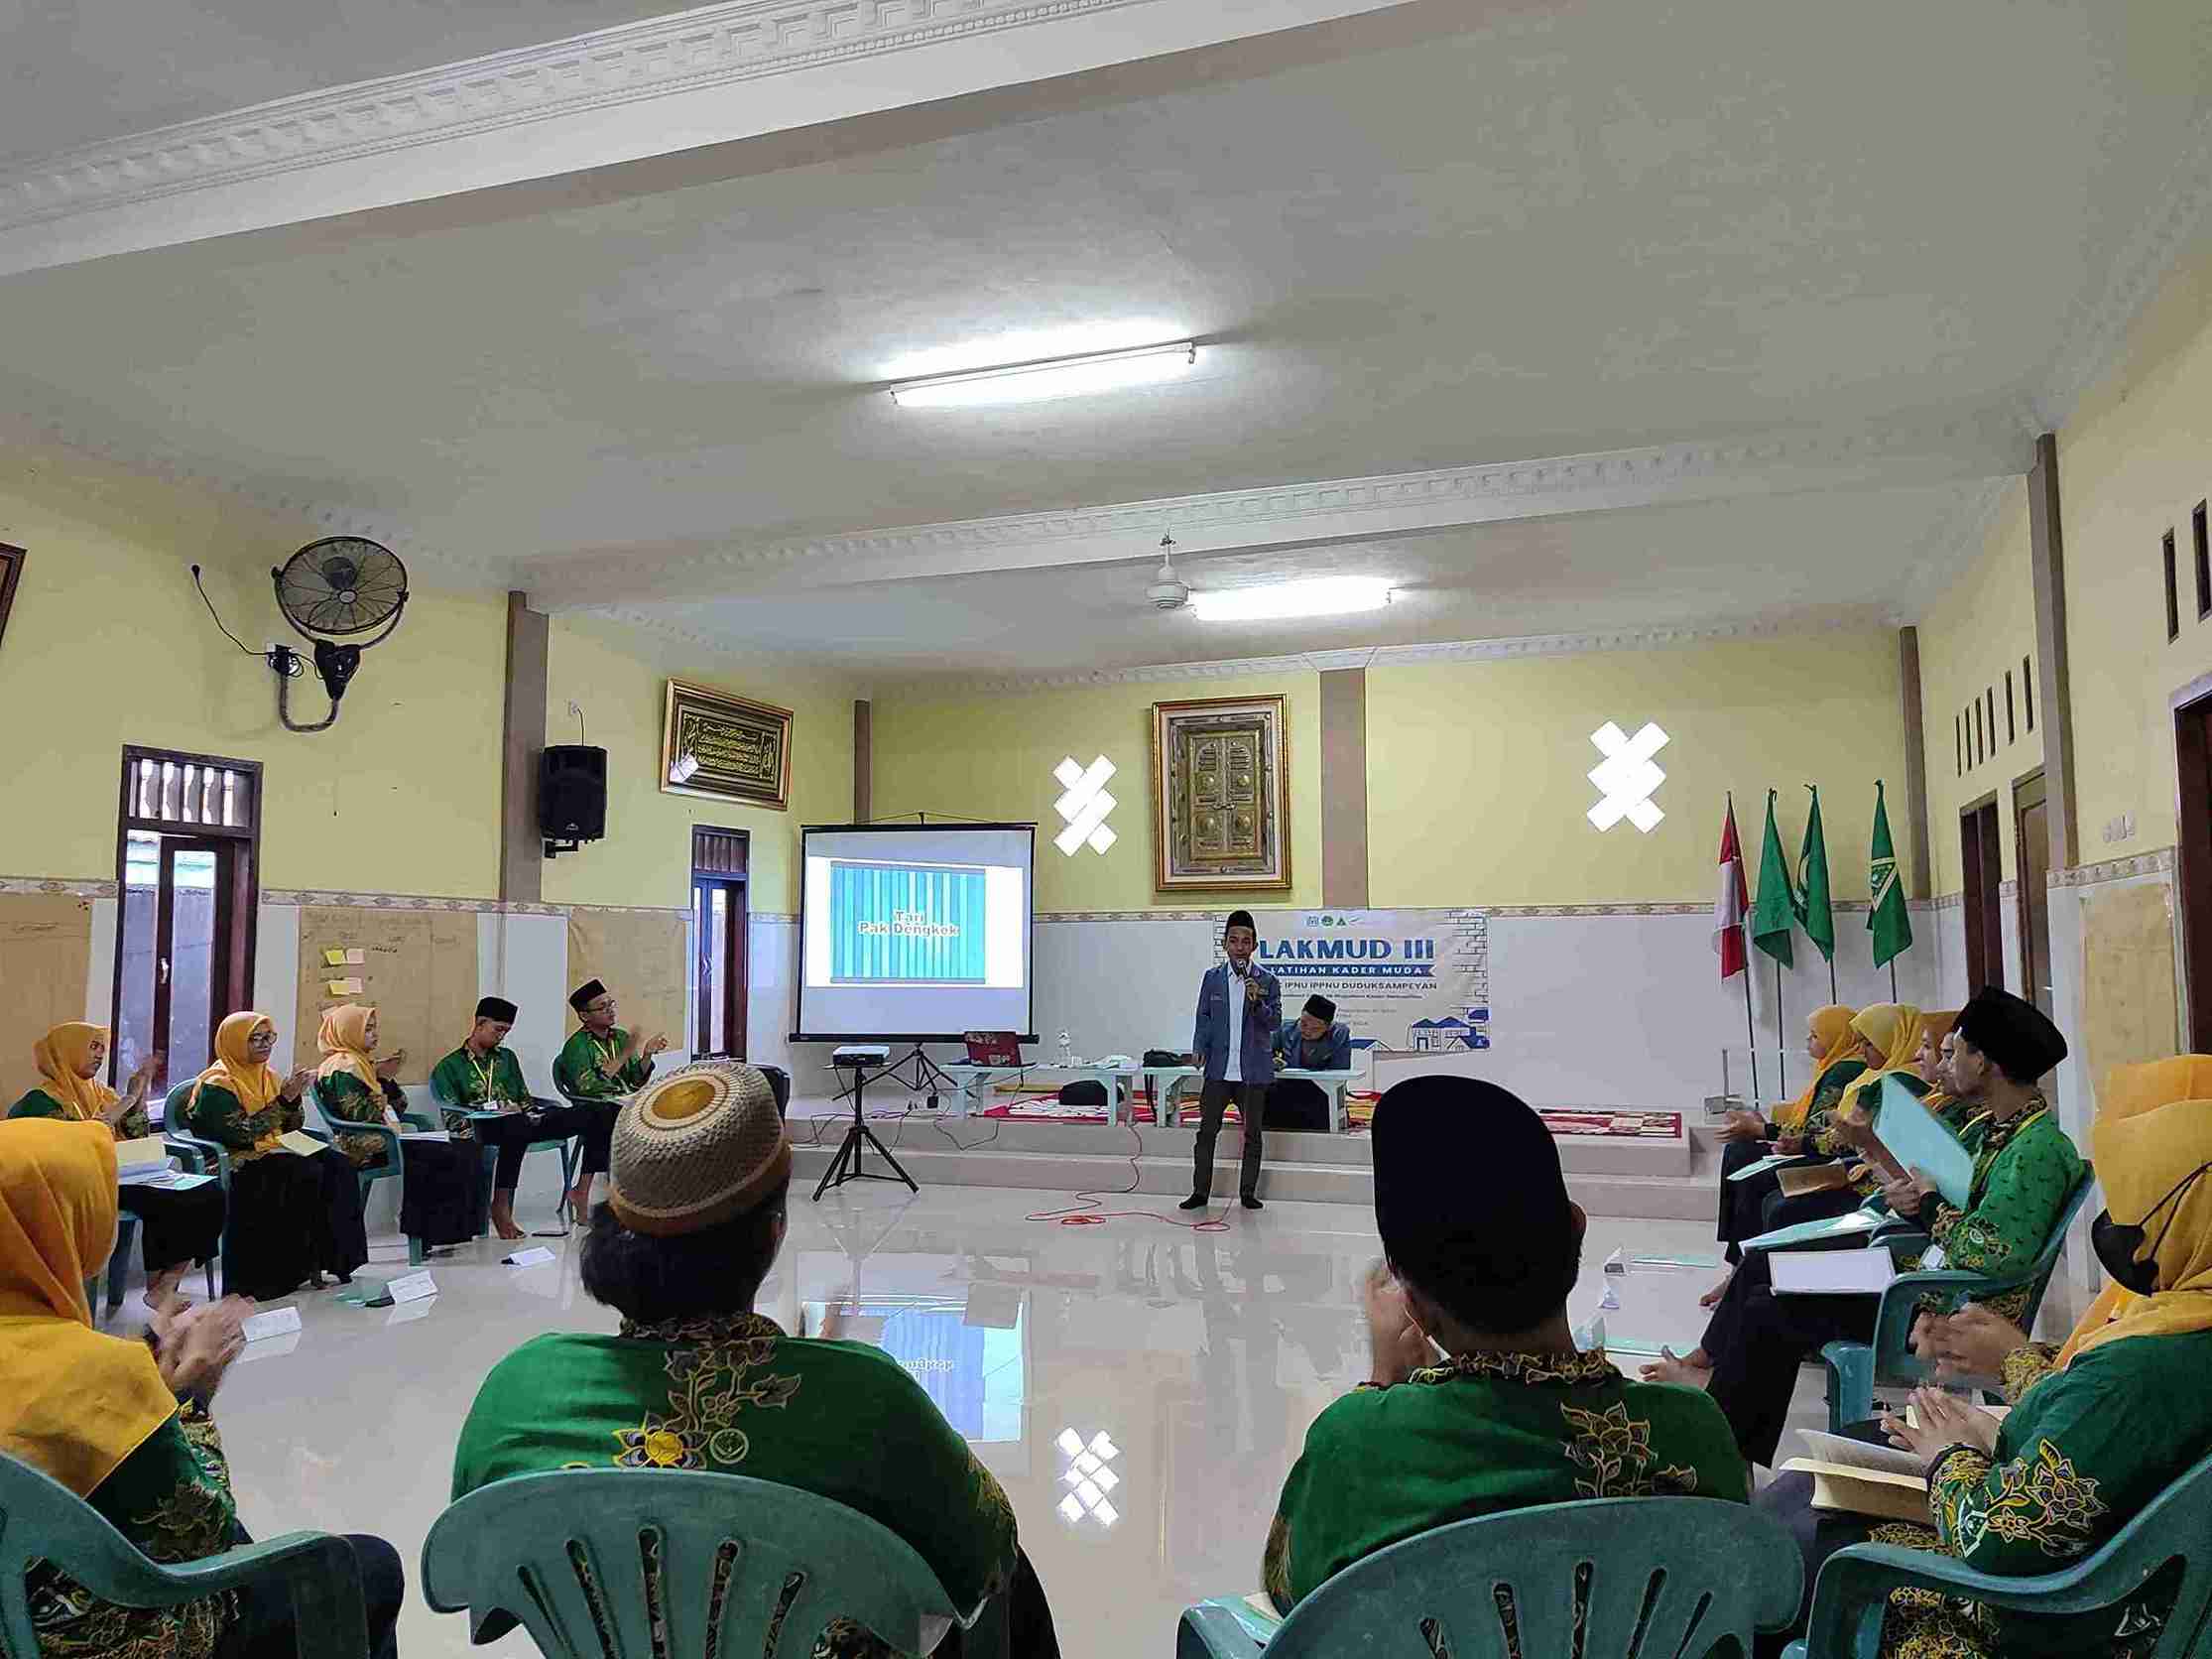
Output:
[1276, 995, 1351, 1072]
[1271, 996, 1352, 1132]
[432, 996, 603, 1240]
[553, 979, 668, 1220]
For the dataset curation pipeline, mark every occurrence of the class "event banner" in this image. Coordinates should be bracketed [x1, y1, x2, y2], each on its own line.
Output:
[1247, 909, 1491, 1053]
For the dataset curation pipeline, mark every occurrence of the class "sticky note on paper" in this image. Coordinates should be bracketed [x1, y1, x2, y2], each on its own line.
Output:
[344, 949, 364, 965]
[323, 949, 347, 967]
[327, 977, 364, 995]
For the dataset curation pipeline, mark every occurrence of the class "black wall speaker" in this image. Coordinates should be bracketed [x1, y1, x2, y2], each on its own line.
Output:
[540, 744, 608, 841]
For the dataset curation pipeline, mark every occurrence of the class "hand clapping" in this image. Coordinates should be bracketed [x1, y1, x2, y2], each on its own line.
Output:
[1363, 1261, 1433, 1387]
[151, 1296, 256, 1402]
[1882, 1385, 2002, 1461]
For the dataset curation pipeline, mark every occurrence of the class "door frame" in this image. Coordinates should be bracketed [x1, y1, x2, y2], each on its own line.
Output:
[2011, 769, 2051, 1017]
[1959, 790, 2005, 994]
[2171, 674, 2212, 1046]
[690, 826, 750, 1060]
[111, 746, 263, 1089]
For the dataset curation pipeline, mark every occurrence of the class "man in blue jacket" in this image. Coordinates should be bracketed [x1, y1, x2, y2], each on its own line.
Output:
[1182, 909, 1281, 1212]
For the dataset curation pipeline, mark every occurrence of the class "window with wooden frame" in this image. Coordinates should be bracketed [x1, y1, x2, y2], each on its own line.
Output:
[2005, 671, 2016, 744]
[2167, 529, 2181, 642]
[2024, 654, 2034, 731]
[690, 827, 749, 1059]
[2197, 501, 2210, 622]
[112, 747, 262, 1092]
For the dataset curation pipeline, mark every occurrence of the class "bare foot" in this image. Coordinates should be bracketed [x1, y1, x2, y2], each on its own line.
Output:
[143, 1266, 190, 1317]
[564, 1184, 594, 1218]
[489, 1198, 527, 1241]
[1699, 1269, 1734, 1309]
[1640, 1346, 1714, 1389]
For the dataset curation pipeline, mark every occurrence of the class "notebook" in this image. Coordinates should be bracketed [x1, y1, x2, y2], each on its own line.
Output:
[1771, 1248, 1897, 1296]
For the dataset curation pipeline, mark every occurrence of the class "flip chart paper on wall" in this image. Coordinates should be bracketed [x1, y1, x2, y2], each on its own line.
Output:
[1873, 1077, 1974, 1208]
[0, 895, 94, 1103]
[294, 906, 478, 1086]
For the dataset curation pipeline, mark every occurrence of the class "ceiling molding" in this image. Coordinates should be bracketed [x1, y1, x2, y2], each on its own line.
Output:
[532, 413, 2029, 608]
[0, 0, 1414, 277]
[891, 615, 1879, 696]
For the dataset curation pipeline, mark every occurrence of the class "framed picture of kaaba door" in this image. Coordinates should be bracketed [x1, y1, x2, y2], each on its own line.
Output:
[1150, 694, 1291, 892]
[661, 679, 794, 810]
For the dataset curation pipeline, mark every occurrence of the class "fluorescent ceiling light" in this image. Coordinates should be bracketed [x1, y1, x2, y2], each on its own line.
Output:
[1189, 577, 1396, 623]
[889, 342, 1197, 410]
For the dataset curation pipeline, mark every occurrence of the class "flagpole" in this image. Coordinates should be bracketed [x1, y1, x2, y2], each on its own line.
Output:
[1829, 957, 1838, 1002]
[1742, 957, 1761, 1103]
[1774, 957, 1785, 1096]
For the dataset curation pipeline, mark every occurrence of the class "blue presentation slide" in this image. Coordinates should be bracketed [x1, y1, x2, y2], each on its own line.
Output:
[828, 859, 990, 984]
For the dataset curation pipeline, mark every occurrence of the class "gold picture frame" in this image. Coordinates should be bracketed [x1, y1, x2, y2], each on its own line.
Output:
[1150, 694, 1291, 891]
[660, 678, 794, 811]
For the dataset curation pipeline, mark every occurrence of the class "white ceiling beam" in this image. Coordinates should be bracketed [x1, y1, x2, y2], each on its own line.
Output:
[524, 412, 2031, 608]
[0, 0, 1436, 279]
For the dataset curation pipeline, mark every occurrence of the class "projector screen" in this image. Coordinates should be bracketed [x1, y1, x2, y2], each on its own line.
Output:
[795, 823, 1036, 1041]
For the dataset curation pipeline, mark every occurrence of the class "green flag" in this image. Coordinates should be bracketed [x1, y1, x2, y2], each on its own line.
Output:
[1795, 784, 1836, 963]
[1748, 789, 1796, 967]
[1869, 779, 1913, 968]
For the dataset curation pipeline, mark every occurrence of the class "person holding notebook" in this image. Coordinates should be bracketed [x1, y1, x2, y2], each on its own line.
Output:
[1645, 986, 2081, 1468]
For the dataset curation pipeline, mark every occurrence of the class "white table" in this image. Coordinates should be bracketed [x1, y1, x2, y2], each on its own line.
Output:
[1123, 1066, 1361, 1132]
[937, 1063, 1134, 1122]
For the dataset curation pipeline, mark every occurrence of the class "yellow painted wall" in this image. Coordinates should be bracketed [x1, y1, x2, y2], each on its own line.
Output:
[0, 445, 506, 896]
[2057, 222, 2212, 858]
[539, 615, 856, 914]
[1915, 481, 2044, 895]
[1368, 634, 1911, 905]
[869, 671, 1322, 913]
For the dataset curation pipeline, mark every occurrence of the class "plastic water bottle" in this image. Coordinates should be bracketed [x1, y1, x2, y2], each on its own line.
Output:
[1057, 1030, 1073, 1067]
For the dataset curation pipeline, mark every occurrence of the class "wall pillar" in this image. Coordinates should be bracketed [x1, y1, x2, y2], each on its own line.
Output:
[1318, 668, 1369, 907]
[499, 591, 549, 904]
[2028, 432, 2079, 869]
[1897, 626, 1933, 900]
[852, 699, 872, 823]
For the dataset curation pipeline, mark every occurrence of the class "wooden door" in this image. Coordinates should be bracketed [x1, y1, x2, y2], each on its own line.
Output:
[2015, 774, 2053, 1018]
[1961, 799, 2005, 993]
[2177, 694, 2212, 1047]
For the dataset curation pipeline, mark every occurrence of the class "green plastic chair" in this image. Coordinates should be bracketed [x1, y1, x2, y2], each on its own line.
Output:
[0, 1449, 370, 1659]
[424, 1071, 577, 1236]
[1786, 1447, 2212, 1658]
[305, 1078, 434, 1266]
[1820, 1162, 2096, 1432]
[421, 1468, 1006, 1658]
[1176, 1496, 1803, 1658]
[87, 1138, 221, 1319]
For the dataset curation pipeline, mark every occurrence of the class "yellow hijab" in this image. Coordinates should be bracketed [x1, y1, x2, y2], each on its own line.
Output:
[0, 1118, 179, 1496]
[1774, 1005, 1859, 1131]
[315, 1004, 379, 1091]
[1837, 1002, 1924, 1121]
[2058, 1056, 2212, 1368]
[31, 1022, 117, 1122]
[188, 1011, 283, 1118]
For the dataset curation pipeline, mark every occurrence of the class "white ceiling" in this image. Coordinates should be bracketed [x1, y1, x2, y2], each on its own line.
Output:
[1, 0, 2207, 676]
[0, 1, 690, 162]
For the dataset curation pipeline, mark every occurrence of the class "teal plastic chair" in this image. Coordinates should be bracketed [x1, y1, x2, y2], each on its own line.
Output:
[0, 1449, 370, 1659]
[422, 1468, 1006, 1658]
[89, 1145, 220, 1320]
[424, 1072, 577, 1236]
[1820, 1162, 2096, 1431]
[1787, 1447, 2212, 1658]
[305, 1078, 433, 1266]
[1176, 1497, 1803, 1657]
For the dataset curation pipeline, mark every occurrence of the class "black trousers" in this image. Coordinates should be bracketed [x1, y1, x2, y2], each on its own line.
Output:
[221, 1531, 402, 1659]
[1716, 1138, 1782, 1260]
[118, 1180, 226, 1272]
[309, 1146, 370, 1280]
[392, 1140, 490, 1246]
[1698, 1248, 1877, 1468]
[474, 1105, 596, 1190]
[1762, 1182, 1865, 1234]
[1192, 1081, 1267, 1200]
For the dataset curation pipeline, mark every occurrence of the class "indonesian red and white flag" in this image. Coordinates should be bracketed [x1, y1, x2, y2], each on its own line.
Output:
[1714, 799, 1749, 979]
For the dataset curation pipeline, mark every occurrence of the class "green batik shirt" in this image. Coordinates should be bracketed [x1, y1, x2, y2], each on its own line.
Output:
[27, 1404, 244, 1659]
[7, 1085, 151, 1138]
[553, 1027, 653, 1100]
[430, 1044, 531, 1136]
[315, 1070, 401, 1168]
[1794, 1058, 1869, 1152]
[1262, 1348, 1750, 1612]
[1869, 1330, 2212, 1659]
[184, 1083, 304, 1165]
[1914, 1101, 2081, 1324]
[452, 1313, 1018, 1659]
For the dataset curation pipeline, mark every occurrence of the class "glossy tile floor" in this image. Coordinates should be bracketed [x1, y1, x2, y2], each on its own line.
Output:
[101, 1185, 1817, 1658]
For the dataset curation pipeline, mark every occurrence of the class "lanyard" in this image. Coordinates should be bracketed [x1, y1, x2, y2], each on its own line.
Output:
[466, 1050, 503, 1102]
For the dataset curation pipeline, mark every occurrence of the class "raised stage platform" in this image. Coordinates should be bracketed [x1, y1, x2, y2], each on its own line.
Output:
[787, 1096, 1730, 1220]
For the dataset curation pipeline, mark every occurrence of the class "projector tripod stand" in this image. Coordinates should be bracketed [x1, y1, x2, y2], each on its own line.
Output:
[829, 1043, 960, 1111]
[814, 1058, 920, 1201]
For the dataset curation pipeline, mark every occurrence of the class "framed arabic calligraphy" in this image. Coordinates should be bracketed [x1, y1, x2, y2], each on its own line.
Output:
[660, 678, 794, 811]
